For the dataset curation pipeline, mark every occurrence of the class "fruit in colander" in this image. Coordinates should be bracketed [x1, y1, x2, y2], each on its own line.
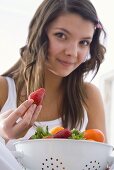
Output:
[83, 129, 105, 142]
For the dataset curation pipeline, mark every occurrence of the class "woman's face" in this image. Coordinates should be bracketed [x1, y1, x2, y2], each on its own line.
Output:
[46, 13, 95, 77]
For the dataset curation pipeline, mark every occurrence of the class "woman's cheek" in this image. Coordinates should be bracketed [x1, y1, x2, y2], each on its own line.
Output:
[77, 55, 86, 64]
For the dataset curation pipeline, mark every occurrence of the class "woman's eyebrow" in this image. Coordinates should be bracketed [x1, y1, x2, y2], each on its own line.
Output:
[81, 37, 93, 40]
[54, 27, 70, 34]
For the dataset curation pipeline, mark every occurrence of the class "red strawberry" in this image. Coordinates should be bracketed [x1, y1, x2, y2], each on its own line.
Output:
[53, 129, 72, 139]
[28, 88, 45, 106]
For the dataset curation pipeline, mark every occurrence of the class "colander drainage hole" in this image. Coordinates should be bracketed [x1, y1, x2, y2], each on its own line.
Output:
[82, 160, 101, 170]
[41, 157, 66, 169]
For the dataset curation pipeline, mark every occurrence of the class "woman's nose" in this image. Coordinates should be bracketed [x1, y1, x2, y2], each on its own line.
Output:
[64, 42, 78, 57]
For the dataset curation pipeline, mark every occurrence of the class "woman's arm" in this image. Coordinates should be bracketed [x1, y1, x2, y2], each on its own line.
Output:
[84, 82, 107, 142]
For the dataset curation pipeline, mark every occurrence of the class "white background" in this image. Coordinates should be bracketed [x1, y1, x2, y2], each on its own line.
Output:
[0, 0, 114, 145]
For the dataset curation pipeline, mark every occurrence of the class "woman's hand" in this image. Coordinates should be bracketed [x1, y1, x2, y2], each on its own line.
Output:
[0, 99, 42, 143]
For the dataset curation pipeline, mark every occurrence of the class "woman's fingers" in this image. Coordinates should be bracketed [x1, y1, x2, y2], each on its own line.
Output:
[12, 104, 39, 138]
[0, 110, 14, 120]
[1, 103, 37, 139]
[5, 99, 34, 126]
[0, 99, 42, 140]
[30, 105, 42, 125]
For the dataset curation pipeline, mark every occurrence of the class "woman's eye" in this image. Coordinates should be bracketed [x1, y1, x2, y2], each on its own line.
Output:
[54, 32, 66, 39]
[80, 40, 90, 46]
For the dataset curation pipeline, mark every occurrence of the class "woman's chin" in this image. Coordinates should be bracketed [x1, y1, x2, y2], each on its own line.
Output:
[52, 71, 71, 77]
[47, 68, 73, 77]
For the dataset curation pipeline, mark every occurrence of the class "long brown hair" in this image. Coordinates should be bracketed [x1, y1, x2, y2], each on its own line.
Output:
[2, 0, 106, 129]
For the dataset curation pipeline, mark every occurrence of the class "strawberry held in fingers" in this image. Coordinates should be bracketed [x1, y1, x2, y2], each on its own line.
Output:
[53, 128, 72, 139]
[28, 88, 45, 106]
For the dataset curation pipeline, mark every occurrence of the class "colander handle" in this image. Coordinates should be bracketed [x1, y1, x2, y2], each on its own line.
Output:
[11, 151, 26, 169]
[107, 155, 114, 165]
[12, 151, 24, 159]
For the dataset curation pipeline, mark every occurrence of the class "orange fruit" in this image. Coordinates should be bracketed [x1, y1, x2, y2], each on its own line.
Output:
[83, 129, 105, 142]
[50, 126, 64, 135]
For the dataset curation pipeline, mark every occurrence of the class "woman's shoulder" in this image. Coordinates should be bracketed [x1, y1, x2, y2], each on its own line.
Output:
[84, 82, 101, 96]
[0, 76, 8, 109]
[84, 83, 103, 110]
[83, 82, 103, 109]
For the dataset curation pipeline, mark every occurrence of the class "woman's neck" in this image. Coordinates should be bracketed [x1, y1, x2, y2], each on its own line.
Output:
[35, 69, 63, 122]
[45, 68, 63, 94]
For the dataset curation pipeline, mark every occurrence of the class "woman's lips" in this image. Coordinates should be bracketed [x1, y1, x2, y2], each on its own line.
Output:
[57, 59, 74, 67]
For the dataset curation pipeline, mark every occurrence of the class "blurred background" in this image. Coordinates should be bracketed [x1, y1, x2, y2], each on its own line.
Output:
[0, 0, 114, 145]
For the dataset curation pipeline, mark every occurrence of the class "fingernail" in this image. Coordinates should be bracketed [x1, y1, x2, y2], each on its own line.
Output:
[32, 104, 37, 110]
[37, 105, 42, 111]
[27, 99, 34, 104]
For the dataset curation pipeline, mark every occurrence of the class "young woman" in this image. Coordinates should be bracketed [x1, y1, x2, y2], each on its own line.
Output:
[0, 0, 107, 149]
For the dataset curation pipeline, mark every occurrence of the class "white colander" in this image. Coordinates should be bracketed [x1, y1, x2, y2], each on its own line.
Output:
[14, 139, 114, 170]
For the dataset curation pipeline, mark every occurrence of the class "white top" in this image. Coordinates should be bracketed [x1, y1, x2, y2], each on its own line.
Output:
[0, 77, 17, 112]
[0, 76, 88, 151]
